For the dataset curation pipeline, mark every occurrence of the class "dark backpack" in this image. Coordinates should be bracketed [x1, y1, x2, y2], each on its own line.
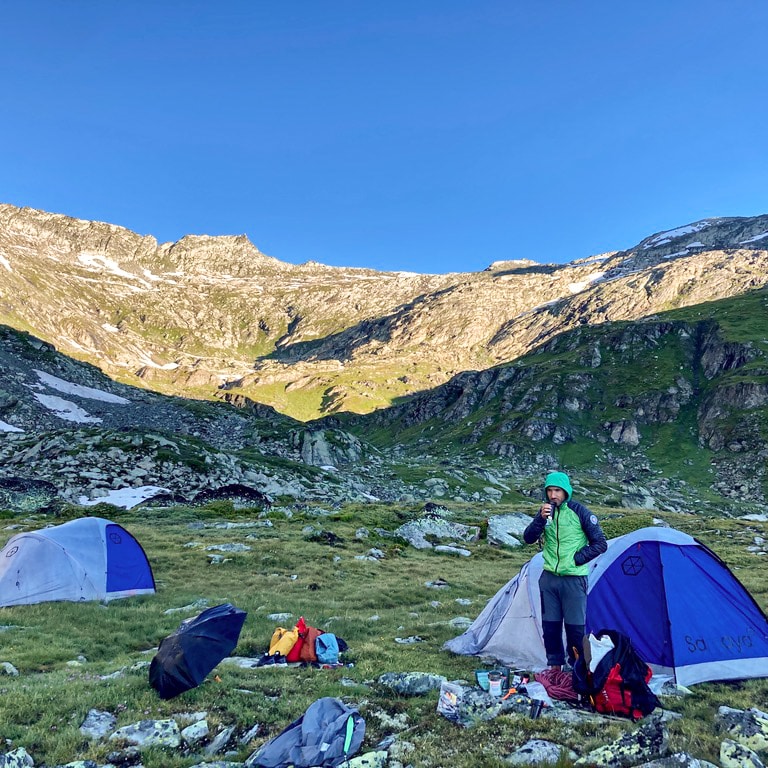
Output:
[572, 629, 661, 720]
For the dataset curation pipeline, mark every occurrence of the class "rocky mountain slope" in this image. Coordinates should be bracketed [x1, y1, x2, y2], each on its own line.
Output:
[1, 204, 768, 515]
[2, 203, 767, 419]
[333, 286, 768, 513]
[0, 324, 384, 508]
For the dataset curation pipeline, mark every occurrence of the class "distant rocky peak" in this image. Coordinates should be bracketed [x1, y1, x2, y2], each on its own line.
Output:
[160, 233, 287, 276]
[624, 214, 768, 266]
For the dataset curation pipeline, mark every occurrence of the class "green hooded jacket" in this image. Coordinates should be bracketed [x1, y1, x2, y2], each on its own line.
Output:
[523, 471, 607, 576]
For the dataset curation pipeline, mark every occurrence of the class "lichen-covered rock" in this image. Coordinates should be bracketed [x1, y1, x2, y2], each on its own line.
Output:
[370, 710, 410, 732]
[505, 738, 577, 765]
[0, 476, 61, 514]
[394, 513, 480, 550]
[105, 746, 140, 765]
[576, 716, 669, 767]
[109, 717, 181, 749]
[716, 706, 768, 752]
[79, 708, 117, 740]
[181, 718, 209, 747]
[487, 513, 530, 547]
[204, 725, 236, 756]
[377, 671, 447, 696]
[720, 738, 765, 768]
[345, 751, 388, 768]
[634, 752, 718, 768]
[0, 748, 34, 767]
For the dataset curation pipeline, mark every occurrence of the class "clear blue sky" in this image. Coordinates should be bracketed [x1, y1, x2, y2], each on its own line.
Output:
[3, 2, 768, 273]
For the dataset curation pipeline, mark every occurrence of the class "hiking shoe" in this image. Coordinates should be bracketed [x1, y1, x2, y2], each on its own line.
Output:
[256, 653, 275, 667]
[273, 653, 288, 666]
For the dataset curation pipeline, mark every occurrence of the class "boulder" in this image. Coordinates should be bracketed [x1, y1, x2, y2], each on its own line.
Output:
[377, 672, 446, 696]
[575, 716, 669, 767]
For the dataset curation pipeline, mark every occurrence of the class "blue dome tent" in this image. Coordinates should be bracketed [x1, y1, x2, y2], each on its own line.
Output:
[0, 517, 155, 606]
[445, 527, 768, 686]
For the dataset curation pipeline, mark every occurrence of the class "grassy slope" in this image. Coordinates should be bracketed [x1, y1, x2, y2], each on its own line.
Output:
[0, 504, 765, 767]
[343, 288, 768, 505]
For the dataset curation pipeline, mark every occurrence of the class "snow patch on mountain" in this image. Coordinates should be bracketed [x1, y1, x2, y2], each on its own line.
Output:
[79, 485, 171, 509]
[32, 392, 102, 423]
[740, 231, 768, 244]
[34, 369, 130, 403]
[568, 271, 605, 294]
[77, 251, 154, 288]
[642, 220, 717, 249]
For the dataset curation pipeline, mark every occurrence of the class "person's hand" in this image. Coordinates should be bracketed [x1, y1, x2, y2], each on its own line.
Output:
[540, 503, 555, 521]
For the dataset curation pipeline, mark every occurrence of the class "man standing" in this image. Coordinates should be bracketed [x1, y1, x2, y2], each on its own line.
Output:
[524, 470, 606, 670]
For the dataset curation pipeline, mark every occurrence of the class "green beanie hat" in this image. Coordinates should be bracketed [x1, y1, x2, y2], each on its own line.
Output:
[544, 471, 572, 501]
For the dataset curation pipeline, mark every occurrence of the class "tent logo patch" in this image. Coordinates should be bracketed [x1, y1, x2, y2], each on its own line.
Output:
[620, 555, 644, 577]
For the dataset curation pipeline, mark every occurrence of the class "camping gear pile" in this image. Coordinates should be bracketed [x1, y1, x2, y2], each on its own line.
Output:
[437, 672, 549, 727]
[259, 616, 348, 668]
[445, 526, 768, 686]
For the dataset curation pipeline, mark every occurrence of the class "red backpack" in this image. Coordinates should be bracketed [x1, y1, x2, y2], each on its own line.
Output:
[572, 629, 660, 721]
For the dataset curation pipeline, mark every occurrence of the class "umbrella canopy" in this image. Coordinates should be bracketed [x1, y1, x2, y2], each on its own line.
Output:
[149, 602, 247, 699]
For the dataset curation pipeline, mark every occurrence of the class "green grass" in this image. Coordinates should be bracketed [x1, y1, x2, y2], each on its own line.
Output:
[0, 504, 765, 767]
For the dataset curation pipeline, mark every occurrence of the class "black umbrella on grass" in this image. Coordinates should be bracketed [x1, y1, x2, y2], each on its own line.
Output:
[149, 603, 247, 699]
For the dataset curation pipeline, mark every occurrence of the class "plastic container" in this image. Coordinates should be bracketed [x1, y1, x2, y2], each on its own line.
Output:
[488, 671, 503, 697]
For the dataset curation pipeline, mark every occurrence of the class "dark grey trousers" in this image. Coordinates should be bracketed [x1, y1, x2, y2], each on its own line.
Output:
[539, 569, 587, 666]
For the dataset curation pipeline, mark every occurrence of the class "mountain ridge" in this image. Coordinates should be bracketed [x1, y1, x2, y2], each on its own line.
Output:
[1, 203, 768, 514]
[2, 203, 767, 421]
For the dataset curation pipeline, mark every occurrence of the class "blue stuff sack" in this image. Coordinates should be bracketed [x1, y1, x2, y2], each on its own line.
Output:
[315, 632, 340, 664]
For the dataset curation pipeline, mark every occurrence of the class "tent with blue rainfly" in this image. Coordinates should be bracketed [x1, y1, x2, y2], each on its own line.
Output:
[0, 516, 155, 606]
[444, 526, 768, 686]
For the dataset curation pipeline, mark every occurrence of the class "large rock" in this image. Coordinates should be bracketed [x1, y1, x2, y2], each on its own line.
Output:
[109, 718, 181, 749]
[0, 476, 61, 513]
[79, 708, 117, 740]
[715, 706, 768, 752]
[377, 672, 447, 696]
[720, 739, 765, 768]
[635, 754, 718, 768]
[487, 513, 531, 547]
[293, 428, 364, 467]
[394, 512, 480, 550]
[0, 748, 34, 767]
[506, 738, 578, 765]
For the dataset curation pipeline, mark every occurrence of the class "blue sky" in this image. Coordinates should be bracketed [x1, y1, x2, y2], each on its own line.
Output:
[3, 2, 768, 274]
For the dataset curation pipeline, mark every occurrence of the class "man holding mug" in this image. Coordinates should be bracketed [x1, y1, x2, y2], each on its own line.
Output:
[524, 471, 606, 671]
